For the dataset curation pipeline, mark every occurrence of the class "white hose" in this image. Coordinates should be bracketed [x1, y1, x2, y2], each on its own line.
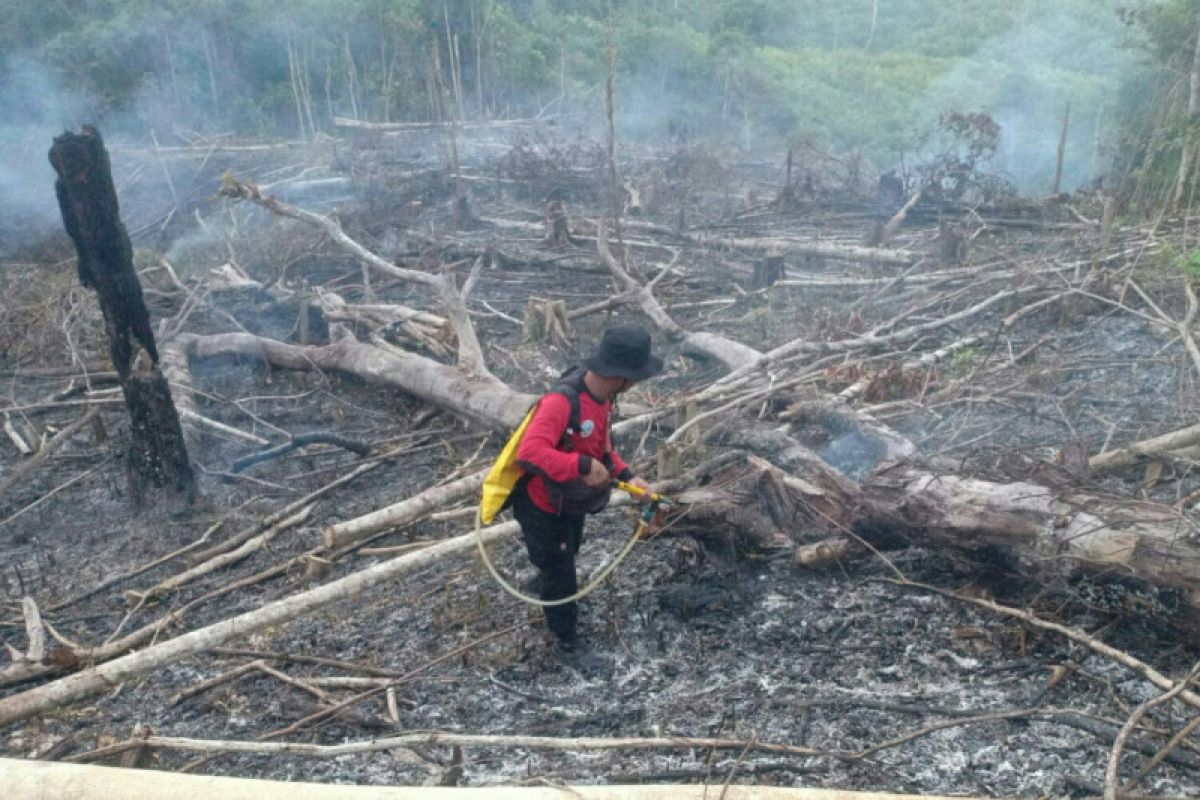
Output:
[473, 503, 646, 607]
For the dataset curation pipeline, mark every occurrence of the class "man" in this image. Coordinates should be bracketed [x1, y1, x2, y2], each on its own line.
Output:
[514, 324, 662, 654]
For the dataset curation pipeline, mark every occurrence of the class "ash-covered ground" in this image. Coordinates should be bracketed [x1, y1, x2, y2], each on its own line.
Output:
[3, 127, 1200, 797]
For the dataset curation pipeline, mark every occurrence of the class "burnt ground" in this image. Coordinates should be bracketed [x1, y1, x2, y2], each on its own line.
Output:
[3, 125, 1200, 797]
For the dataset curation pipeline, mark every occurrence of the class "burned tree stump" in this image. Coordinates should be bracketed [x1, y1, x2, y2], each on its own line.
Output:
[864, 217, 886, 247]
[521, 298, 571, 347]
[49, 126, 194, 504]
[543, 188, 576, 247]
[675, 453, 859, 552]
[937, 221, 967, 266]
[877, 172, 905, 206]
[751, 253, 786, 289]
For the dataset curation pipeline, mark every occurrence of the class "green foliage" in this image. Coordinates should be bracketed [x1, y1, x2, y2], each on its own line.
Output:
[1177, 248, 1200, 283]
[1110, 1, 1200, 211]
[0, 0, 1151, 193]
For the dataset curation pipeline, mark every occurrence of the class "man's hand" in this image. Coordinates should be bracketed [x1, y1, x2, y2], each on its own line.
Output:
[628, 476, 654, 503]
[645, 506, 669, 537]
[583, 458, 610, 487]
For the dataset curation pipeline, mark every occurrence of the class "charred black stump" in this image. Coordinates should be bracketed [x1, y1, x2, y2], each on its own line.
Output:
[49, 126, 195, 505]
[937, 220, 967, 266]
[751, 254, 786, 289]
[543, 188, 577, 247]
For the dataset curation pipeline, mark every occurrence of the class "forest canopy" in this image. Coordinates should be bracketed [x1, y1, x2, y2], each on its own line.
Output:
[0, 1, 1195, 196]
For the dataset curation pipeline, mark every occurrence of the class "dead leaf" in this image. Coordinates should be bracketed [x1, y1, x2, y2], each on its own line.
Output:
[953, 625, 987, 639]
[1045, 664, 1069, 691]
[1144, 460, 1163, 489]
[50, 647, 80, 670]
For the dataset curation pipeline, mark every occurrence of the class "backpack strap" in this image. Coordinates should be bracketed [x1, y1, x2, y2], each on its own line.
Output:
[548, 365, 585, 451]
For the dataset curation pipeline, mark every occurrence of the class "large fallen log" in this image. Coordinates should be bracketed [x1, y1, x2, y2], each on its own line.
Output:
[687, 451, 1200, 623]
[0, 759, 983, 800]
[482, 215, 916, 266]
[0, 521, 517, 728]
[332, 115, 547, 131]
[861, 466, 1200, 612]
[177, 331, 531, 431]
[689, 232, 916, 265]
[611, 217, 918, 265]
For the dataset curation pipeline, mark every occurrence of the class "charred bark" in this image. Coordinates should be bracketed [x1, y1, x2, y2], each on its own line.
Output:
[544, 190, 576, 247]
[751, 254, 786, 289]
[49, 127, 194, 503]
[677, 454, 859, 552]
[710, 448, 1200, 629]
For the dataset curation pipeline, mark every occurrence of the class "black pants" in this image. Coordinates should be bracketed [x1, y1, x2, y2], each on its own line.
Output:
[512, 489, 586, 642]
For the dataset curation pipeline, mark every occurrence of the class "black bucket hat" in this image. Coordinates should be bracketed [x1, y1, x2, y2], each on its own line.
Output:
[584, 325, 663, 381]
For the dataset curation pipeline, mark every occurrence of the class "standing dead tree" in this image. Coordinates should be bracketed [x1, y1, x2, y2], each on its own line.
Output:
[1174, 16, 1200, 210]
[48, 127, 194, 503]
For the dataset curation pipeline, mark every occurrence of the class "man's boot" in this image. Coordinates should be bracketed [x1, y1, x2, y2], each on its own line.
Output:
[553, 636, 611, 673]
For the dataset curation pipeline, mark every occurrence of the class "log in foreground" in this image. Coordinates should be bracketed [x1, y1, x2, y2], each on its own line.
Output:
[0, 522, 517, 729]
[8, 445, 1200, 727]
[0, 758, 986, 800]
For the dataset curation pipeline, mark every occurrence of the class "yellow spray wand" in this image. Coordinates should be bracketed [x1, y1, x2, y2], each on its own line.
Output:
[611, 480, 673, 535]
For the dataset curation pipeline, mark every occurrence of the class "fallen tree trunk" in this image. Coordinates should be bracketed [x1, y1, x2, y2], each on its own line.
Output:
[177, 331, 531, 431]
[332, 115, 545, 131]
[0, 759, 982, 800]
[482, 214, 916, 266]
[68, 730, 820, 761]
[1089, 421, 1200, 474]
[0, 521, 518, 728]
[324, 470, 485, 549]
[861, 466, 1200, 611]
[683, 453, 1200, 623]
[608, 217, 917, 265]
[689, 233, 915, 265]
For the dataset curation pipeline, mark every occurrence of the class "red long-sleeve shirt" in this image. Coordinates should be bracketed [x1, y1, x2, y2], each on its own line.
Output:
[517, 389, 631, 514]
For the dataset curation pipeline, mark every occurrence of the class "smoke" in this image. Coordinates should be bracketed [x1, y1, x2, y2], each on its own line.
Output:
[911, 2, 1132, 193]
[0, 0, 1140, 240]
[0, 55, 93, 239]
[599, 3, 1133, 194]
[0, 37, 244, 257]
